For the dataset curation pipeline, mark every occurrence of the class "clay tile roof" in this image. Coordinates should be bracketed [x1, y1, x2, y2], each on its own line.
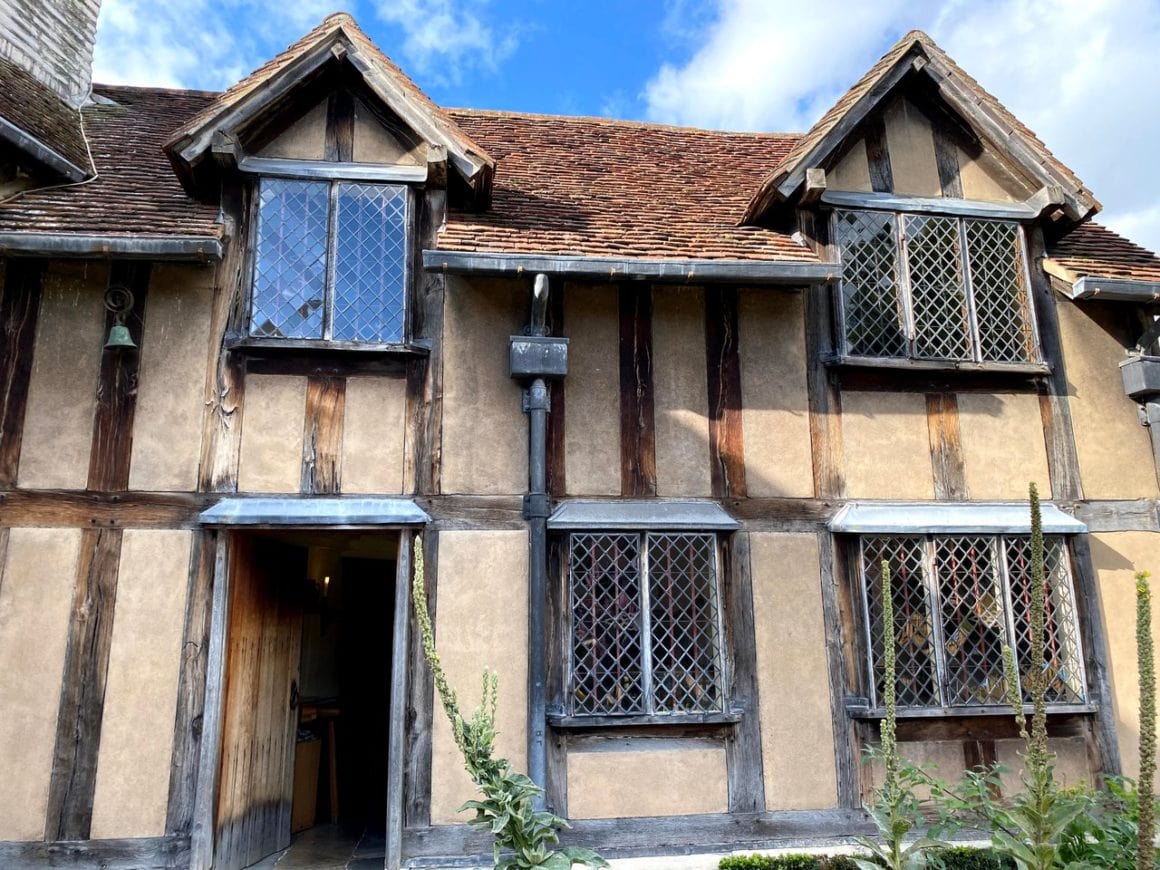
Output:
[1047, 222, 1160, 283]
[0, 55, 91, 174]
[0, 85, 220, 239]
[743, 29, 1097, 223]
[441, 109, 812, 262]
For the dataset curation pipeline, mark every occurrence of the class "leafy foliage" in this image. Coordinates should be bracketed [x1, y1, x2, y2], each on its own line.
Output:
[718, 855, 858, 869]
[411, 538, 607, 870]
[1138, 571, 1156, 870]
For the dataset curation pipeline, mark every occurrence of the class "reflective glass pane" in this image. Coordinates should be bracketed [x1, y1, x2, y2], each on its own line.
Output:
[251, 178, 328, 338]
[333, 183, 407, 342]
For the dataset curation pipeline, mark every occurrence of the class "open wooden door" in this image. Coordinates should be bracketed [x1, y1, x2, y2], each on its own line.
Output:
[213, 535, 307, 870]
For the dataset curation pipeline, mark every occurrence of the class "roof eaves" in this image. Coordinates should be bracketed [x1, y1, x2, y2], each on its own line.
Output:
[0, 232, 223, 260]
[0, 115, 88, 182]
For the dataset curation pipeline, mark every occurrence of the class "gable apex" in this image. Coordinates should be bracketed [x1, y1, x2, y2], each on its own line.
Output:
[741, 29, 1099, 225]
[163, 13, 494, 203]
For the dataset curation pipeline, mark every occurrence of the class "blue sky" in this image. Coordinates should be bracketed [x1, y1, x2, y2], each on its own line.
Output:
[92, 0, 1160, 250]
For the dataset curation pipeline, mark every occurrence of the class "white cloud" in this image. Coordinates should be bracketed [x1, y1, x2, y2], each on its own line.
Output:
[643, 0, 1160, 251]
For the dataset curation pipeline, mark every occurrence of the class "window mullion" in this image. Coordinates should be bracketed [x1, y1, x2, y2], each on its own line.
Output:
[639, 533, 655, 715]
[857, 540, 880, 710]
[323, 181, 340, 341]
[711, 538, 728, 711]
[996, 536, 1023, 705]
[1059, 545, 1090, 703]
[1017, 225, 1044, 363]
[922, 537, 951, 708]
[958, 219, 984, 362]
[896, 214, 918, 359]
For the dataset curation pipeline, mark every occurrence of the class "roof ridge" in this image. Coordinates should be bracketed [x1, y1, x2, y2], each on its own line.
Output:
[448, 106, 803, 137]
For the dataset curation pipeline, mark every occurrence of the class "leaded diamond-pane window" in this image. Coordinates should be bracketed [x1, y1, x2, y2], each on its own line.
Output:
[251, 178, 409, 343]
[835, 210, 1038, 364]
[568, 532, 724, 716]
[858, 534, 1086, 712]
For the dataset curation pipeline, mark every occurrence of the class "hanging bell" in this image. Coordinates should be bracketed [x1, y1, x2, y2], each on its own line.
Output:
[104, 321, 136, 349]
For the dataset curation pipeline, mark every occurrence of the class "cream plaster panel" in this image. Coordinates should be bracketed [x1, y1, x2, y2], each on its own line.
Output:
[828, 139, 873, 192]
[865, 740, 965, 799]
[738, 290, 813, 497]
[18, 261, 108, 489]
[1091, 531, 1160, 776]
[883, 99, 940, 197]
[429, 531, 528, 824]
[956, 147, 1022, 203]
[237, 374, 308, 493]
[441, 277, 527, 495]
[842, 391, 935, 499]
[352, 99, 422, 165]
[0, 528, 81, 840]
[564, 284, 620, 496]
[258, 99, 327, 160]
[652, 287, 712, 496]
[957, 392, 1050, 499]
[995, 737, 1091, 793]
[1057, 300, 1159, 499]
[342, 376, 406, 494]
[751, 533, 838, 810]
[567, 745, 728, 818]
[90, 530, 192, 838]
[129, 265, 214, 491]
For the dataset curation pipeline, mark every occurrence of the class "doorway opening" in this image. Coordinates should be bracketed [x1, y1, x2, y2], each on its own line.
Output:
[213, 529, 398, 870]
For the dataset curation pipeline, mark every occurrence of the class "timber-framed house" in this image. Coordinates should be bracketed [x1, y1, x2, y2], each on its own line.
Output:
[2, 7, 1160, 869]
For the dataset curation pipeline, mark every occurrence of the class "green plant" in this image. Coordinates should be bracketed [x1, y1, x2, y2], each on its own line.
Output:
[1138, 571, 1156, 870]
[929, 846, 1015, 869]
[411, 538, 607, 870]
[854, 561, 946, 870]
[717, 856, 858, 870]
[946, 484, 1094, 869]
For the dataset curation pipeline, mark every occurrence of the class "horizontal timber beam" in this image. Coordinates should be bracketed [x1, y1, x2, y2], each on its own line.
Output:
[818, 189, 1047, 221]
[424, 250, 838, 285]
[0, 835, 189, 869]
[0, 233, 222, 261]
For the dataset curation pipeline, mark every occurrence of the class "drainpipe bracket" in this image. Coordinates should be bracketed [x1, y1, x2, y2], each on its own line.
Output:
[523, 493, 551, 520]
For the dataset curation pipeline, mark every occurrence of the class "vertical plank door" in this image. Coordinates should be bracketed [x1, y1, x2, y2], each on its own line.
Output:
[213, 536, 306, 870]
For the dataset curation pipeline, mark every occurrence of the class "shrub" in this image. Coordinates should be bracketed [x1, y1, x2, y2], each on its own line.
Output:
[718, 855, 858, 870]
[929, 845, 1015, 869]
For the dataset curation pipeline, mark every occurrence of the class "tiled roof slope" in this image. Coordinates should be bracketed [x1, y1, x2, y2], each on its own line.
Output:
[0, 55, 90, 172]
[0, 83, 1156, 285]
[743, 30, 1098, 222]
[443, 110, 808, 261]
[0, 85, 220, 238]
[1049, 222, 1160, 282]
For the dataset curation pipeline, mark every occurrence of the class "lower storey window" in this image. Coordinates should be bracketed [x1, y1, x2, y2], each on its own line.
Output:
[568, 532, 724, 716]
[858, 534, 1086, 711]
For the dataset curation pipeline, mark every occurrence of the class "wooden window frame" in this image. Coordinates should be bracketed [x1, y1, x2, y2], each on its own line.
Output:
[852, 532, 1092, 718]
[561, 530, 730, 722]
[832, 209, 1044, 369]
[241, 176, 416, 352]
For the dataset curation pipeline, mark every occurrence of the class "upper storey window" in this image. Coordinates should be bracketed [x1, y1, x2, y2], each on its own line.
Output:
[834, 210, 1040, 365]
[250, 177, 409, 344]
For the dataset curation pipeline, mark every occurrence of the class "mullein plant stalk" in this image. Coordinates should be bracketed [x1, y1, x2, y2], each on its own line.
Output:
[411, 538, 607, 870]
[1137, 570, 1156, 870]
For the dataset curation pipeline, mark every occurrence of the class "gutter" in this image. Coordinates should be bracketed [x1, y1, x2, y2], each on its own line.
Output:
[424, 250, 838, 285]
[0, 116, 88, 183]
[1063, 276, 1160, 302]
[0, 233, 223, 261]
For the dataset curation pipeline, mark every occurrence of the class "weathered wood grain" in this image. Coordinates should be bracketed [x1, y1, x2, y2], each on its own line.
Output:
[805, 285, 845, 499]
[544, 538, 568, 816]
[546, 286, 566, 497]
[864, 114, 894, 194]
[0, 835, 190, 869]
[705, 288, 747, 498]
[926, 392, 967, 500]
[88, 261, 151, 492]
[386, 532, 413, 870]
[301, 375, 346, 494]
[166, 531, 217, 835]
[46, 527, 123, 840]
[618, 286, 656, 497]
[723, 532, 765, 813]
[324, 89, 355, 163]
[0, 257, 45, 487]
[404, 530, 438, 827]
[817, 532, 858, 808]
[932, 123, 964, 198]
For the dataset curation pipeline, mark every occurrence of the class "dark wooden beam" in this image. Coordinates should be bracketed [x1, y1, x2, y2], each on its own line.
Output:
[88, 261, 151, 492]
[324, 89, 356, 163]
[404, 530, 439, 827]
[805, 285, 845, 499]
[166, 531, 217, 835]
[0, 257, 45, 487]
[863, 115, 894, 194]
[926, 392, 967, 500]
[618, 286, 656, 497]
[818, 533, 859, 808]
[46, 527, 123, 840]
[705, 288, 747, 498]
[546, 286, 566, 498]
[0, 489, 208, 527]
[301, 375, 346, 494]
[932, 124, 964, 198]
[0, 835, 190, 869]
[386, 532, 414, 870]
[723, 532, 765, 813]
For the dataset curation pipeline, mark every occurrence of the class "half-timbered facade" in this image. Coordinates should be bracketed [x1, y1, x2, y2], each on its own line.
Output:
[2, 10, 1160, 869]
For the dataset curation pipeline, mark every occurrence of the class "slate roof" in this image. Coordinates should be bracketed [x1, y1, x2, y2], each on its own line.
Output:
[0, 85, 220, 239]
[0, 81, 1156, 282]
[0, 55, 91, 173]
